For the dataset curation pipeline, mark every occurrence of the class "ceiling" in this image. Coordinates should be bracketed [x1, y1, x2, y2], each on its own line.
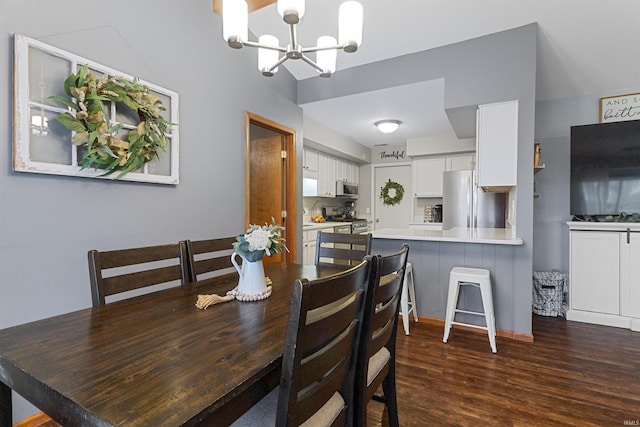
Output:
[242, 0, 640, 147]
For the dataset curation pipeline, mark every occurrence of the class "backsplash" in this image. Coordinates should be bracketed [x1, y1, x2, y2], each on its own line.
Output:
[303, 197, 364, 221]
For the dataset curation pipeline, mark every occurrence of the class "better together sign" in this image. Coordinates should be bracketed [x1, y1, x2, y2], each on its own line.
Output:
[599, 93, 640, 123]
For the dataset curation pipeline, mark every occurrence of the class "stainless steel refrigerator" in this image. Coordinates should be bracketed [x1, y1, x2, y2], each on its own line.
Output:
[442, 170, 506, 230]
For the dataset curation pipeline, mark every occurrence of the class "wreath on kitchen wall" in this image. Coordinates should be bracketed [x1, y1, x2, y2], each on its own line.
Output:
[380, 179, 405, 206]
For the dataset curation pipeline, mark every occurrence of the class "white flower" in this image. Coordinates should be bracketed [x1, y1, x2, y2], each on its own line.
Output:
[246, 228, 272, 252]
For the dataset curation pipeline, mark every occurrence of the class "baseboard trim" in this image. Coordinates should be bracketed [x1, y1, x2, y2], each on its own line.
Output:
[414, 315, 535, 342]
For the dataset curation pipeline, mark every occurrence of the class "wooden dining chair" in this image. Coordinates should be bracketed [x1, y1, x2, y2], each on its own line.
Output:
[354, 244, 409, 427]
[184, 236, 237, 283]
[315, 231, 372, 267]
[231, 258, 374, 427]
[87, 242, 190, 307]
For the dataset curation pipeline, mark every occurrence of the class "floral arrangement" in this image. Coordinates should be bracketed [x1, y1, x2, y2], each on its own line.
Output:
[233, 218, 287, 262]
[50, 64, 174, 177]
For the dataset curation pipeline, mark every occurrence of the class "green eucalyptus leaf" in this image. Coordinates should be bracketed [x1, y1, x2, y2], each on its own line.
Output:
[55, 112, 86, 132]
[122, 95, 139, 111]
[63, 73, 78, 97]
[48, 95, 78, 110]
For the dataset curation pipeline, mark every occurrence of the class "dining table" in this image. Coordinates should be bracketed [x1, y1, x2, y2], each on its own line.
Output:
[0, 262, 346, 427]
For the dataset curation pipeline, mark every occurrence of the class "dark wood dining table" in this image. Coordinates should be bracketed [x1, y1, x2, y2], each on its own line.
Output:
[0, 263, 346, 427]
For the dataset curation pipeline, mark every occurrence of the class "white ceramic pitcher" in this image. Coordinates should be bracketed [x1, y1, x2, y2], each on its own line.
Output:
[231, 252, 268, 296]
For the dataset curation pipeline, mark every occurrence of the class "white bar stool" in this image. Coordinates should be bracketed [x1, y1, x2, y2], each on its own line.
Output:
[443, 267, 497, 353]
[400, 262, 418, 335]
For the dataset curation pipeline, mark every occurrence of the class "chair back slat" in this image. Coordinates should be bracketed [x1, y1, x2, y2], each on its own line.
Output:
[88, 242, 189, 307]
[184, 237, 238, 283]
[299, 294, 362, 354]
[101, 265, 185, 297]
[315, 231, 372, 267]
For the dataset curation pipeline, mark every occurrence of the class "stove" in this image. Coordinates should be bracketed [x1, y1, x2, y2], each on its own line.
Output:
[323, 207, 370, 233]
[348, 218, 369, 233]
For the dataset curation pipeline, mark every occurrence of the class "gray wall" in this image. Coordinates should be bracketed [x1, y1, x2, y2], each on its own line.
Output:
[0, 0, 302, 421]
[533, 86, 640, 274]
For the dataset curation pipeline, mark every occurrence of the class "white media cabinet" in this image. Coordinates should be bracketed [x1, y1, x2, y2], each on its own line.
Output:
[568, 222, 640, 331]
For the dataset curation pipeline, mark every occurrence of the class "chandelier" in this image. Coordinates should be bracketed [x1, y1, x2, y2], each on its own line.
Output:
[222, 0, 363, 77]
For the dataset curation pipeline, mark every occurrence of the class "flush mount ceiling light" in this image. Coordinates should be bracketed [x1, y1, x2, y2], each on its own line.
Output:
[222, 0, 363, 77]
[375, 120, 401, 134]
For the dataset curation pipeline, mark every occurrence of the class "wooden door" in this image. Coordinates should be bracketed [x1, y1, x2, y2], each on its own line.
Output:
[245, 113, 297, 264]
[250, 135, 284, 263]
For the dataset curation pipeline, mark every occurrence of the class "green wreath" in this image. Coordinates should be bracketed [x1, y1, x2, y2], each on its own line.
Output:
[50, 64, 174, 177]
[380, 179, 405, 206]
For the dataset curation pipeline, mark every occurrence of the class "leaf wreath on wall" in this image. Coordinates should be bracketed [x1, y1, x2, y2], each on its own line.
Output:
[380, 179, 405, 206]
[50, 65, 175, 177]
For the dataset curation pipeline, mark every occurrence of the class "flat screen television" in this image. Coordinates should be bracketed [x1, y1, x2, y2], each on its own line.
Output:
[571, 119, 640, 218]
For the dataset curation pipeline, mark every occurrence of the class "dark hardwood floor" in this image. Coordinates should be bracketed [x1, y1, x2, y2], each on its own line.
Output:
[367, 315, 640, 426]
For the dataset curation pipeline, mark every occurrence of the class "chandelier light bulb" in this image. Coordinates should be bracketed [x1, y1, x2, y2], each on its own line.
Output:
[258, 35, 280, 76]
[316, 36, 337, 77]
[375, 120, 401, 134]
[339, 1, 363, 52]
[223, 0, 248, 48]
[277, 0, 305, 24]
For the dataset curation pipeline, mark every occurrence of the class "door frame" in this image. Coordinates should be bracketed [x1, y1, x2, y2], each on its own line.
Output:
[245, 112, 297, 263]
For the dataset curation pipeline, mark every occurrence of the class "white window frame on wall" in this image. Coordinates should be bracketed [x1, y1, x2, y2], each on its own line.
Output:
[13, 34, 180, 185]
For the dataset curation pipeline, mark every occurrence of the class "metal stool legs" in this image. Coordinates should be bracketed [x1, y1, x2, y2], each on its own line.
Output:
[443, 267, 497, 353]
[400, 262, 418, 335]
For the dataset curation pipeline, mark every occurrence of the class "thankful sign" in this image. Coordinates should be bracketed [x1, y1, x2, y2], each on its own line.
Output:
[599, 93, 640, 123]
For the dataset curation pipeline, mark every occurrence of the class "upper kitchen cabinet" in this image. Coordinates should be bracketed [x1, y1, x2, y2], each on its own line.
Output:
[303, 149, 318, 177]
[476, 100, 518, 189]
[413, 157, 446, 197]
[318, 153, 336, 197]
[335, 159, 359, 184]
[446, 153, 476, 171]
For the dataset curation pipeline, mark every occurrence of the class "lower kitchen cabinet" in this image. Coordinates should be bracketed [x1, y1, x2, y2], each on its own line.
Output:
[302, 229, 318, 264]
[568, 223, 640, 331]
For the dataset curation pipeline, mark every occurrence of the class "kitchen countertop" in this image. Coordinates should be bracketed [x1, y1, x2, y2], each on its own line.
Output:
[302, 221, 346, 231]
[371, 227, 523, 245]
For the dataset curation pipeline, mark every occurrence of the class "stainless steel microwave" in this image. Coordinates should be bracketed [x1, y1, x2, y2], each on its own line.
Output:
[336, 181, 358, 198]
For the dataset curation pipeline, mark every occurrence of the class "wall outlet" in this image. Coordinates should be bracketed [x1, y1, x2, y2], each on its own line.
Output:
[365, 207, 370, 214]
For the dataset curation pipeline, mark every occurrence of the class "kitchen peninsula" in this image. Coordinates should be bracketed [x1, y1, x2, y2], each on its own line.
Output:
[370, 227, 530, 341]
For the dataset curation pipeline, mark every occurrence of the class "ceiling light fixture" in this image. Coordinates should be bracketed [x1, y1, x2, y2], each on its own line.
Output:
[222, 0, 363, 78]
[375, 120, 401, 134]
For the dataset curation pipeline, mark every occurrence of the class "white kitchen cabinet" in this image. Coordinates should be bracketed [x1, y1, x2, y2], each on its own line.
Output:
[302, 229, 319, 264]
[446, 153, 475, 171]
[412, 157, 445, 197]
[568, 222, 640, 331]
[303, 149, 318, 173]
[620, 232, 640, 320]
[335, 158, 359, 184]
[350, 163, 359, 184]
[570, 230, 619, 315]
[476, 100, 518, 188]
[335, 159, 348, 182]
[318, 153, 336, 197]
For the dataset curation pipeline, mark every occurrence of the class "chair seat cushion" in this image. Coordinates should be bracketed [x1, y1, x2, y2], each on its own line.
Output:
[367, 347, 391, 386]
[231, 388, 345, 427]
